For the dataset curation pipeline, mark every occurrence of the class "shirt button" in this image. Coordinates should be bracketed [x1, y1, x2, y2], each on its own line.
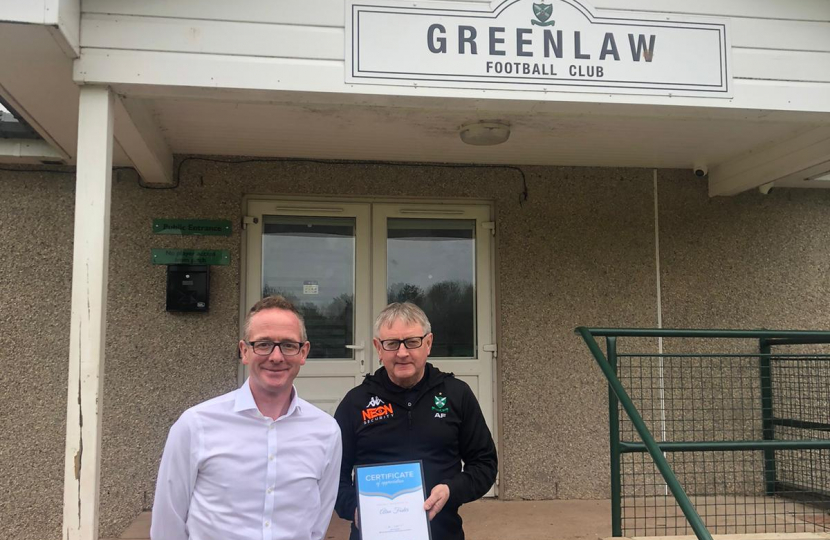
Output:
[269, 424, 275, 430]
[408, 402, 412, 406]
[265, 521, 270, 528]
[267, 487, 273, 494]
[269, 455, 275, 461]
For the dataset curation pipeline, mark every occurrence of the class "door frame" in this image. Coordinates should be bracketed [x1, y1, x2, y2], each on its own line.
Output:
[371, 202, 496, 437]
[243, 200, 372, 383]
[239, 194, 500, 492]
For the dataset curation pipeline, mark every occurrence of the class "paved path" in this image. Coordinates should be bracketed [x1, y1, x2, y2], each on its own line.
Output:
[110, 499, 612, 540]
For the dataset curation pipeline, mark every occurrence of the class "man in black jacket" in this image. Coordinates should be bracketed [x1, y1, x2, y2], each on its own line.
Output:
[334, 302, 497, 540]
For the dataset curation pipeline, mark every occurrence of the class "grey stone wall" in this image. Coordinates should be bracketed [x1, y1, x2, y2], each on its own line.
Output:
[0, 168, 75, 540]
[2, 161, 830, 539]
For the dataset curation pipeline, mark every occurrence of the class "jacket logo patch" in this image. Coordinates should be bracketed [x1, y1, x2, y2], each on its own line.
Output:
[367, 396, 385, 408]
[432, 394, 449, 417]
[362, 403, 394, 424]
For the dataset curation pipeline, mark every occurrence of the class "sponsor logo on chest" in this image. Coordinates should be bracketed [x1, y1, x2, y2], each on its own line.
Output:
[367, 396, 385, 408]
[363, 396, 394, 424]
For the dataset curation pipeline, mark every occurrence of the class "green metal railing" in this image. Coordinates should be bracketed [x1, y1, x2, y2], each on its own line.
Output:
[577, 328, 830, 540]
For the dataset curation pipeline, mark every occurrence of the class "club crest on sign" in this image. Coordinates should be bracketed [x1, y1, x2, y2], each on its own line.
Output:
[532, 2, 555, 26]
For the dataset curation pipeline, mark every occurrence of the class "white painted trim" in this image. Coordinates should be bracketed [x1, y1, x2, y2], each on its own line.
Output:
[80, 7, 830, 53]
[51, 0, 81, 57]
[371, 203, 497, 455]
[62, 85, 114, 540]
[83, 0, 830, 24]
[75, 49, 830, 114]
[653, 170, 663, 339]
[653, 169, 667, 444]
[244, 200, 373, 381]
[653, 169, 668, 497]
[238, 205, 249, 386]
[592, 0, 830, 21]
[0, 138, 64, 161]
[0, 0, 80, 56]
[241, 196, 498, 474]
[81, 13, 342, 61]
[0, 80, 72, 161]
[0, 0, 49, 24]
[113, 95, 174, 186]
[709, 125, 830, 196]
[766, 159, 830, 189]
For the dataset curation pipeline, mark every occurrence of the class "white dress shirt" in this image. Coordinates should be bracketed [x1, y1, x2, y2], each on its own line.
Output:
[151, 380, 342, 540]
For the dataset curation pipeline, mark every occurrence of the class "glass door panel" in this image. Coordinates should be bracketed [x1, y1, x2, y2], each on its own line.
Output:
[245, 201, 371, 414]
[372, 203, 496, 496]
[386, 218, 476, 358]
[262, 216, 355, 360]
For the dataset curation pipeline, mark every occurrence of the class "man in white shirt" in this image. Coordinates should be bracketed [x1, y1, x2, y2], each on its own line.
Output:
[151, 295, 343, 540]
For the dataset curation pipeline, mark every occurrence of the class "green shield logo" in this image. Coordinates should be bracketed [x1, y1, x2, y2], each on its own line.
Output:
[532, 2, 555, 26]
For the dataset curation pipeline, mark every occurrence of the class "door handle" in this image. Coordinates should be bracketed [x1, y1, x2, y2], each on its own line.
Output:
[346, 343, 366, 373]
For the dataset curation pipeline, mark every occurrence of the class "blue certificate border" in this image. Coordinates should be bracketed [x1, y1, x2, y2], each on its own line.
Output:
[355, 460, 432, 540]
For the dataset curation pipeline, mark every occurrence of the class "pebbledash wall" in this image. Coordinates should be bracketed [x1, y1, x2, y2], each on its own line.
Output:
[3, 161, 830, 539]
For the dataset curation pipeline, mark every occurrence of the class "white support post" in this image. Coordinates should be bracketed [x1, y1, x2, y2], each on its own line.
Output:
[62, 85, 114, 540]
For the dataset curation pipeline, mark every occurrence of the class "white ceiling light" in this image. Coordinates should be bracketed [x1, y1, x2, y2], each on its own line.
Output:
[459, 121, 511, 146]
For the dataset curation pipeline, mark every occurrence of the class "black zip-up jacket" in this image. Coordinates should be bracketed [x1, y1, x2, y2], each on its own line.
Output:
[334, 363, 497, 540]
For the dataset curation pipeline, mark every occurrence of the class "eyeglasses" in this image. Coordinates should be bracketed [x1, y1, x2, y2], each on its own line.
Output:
[245, 340, 305, 356]
[378, 334, 429, 351]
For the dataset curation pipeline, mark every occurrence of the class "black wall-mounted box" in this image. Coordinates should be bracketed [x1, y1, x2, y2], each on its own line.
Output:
[166, 265, 210, 312]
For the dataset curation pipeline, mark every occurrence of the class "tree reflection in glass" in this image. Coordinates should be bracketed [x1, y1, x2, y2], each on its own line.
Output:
[387, 219, 476, 358]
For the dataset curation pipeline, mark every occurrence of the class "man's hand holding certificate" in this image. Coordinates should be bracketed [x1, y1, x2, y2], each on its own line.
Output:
[355, 461, 432, 540]
[423, 483, 450, 521]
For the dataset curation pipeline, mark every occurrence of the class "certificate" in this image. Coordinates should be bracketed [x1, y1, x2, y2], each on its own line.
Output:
[355, 461, 431, 540]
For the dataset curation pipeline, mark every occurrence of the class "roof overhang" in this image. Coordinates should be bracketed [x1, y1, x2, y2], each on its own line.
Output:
[0, 20, 171, 183]
[2, 2, 830, 194]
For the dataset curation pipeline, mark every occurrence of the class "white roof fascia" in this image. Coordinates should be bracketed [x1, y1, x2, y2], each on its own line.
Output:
[0, 0, 80, 57]
[709, 126, 830, 196]
[0, 138, 65, 162]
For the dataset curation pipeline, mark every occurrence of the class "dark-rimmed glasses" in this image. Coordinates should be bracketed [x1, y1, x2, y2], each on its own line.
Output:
[245, 340, 305, 356]
[378, 334, 429, 351]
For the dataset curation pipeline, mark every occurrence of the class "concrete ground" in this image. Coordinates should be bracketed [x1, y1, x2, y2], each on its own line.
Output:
[109, 499, 613, 540]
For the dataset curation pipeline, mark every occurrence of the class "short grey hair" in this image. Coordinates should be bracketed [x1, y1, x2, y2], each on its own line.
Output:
[374, 302, 432, 337]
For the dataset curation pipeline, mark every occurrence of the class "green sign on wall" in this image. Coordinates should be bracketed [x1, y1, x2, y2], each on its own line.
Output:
[151, 249, 230, 266]
[153, 219, 232, 236]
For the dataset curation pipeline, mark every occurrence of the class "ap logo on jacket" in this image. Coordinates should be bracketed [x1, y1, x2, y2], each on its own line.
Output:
[432, 394, 449, 418]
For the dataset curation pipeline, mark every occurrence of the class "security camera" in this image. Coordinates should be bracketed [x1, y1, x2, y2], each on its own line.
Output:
[693, 164, 708, 178]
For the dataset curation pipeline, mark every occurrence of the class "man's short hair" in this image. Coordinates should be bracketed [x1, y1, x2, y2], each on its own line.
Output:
[244, 295, 307, 341]
[374, 302, 432, 337]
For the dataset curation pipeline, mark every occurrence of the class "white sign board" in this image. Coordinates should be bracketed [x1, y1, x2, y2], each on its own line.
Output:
[346, 0, 731, 97]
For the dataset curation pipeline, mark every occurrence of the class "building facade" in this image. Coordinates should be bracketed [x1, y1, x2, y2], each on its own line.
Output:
[1, 1, 829, 539]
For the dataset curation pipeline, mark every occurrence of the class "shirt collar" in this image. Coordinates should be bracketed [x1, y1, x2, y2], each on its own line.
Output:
[234, 379, 304, 417]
